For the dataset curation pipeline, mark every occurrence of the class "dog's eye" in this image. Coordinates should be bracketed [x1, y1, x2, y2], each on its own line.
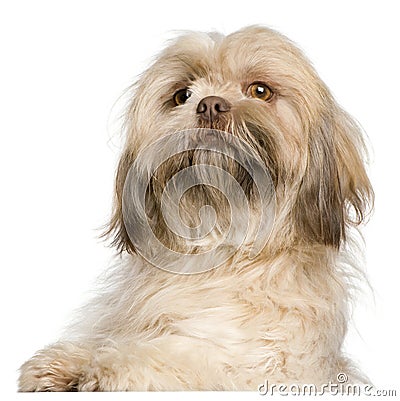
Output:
[248, 83, 273, 102]
[173, 89, 192, 106]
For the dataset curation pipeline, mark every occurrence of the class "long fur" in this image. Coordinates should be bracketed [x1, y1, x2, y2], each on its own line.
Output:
[19, 26, 373, 391]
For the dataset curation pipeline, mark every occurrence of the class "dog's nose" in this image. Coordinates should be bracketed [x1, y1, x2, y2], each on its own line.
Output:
[196, 96, 231, 123]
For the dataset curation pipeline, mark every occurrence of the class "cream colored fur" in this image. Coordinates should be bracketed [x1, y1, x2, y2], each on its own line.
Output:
[18, 26, 373, 391]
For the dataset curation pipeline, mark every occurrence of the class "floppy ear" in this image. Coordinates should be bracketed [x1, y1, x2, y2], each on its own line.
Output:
[293, 108, 373, 248]
[103, 149, 136, 253]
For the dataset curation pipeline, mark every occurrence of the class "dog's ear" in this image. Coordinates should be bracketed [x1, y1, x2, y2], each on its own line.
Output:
[103, 149, 136, 254]
[293, 108, 373, 248]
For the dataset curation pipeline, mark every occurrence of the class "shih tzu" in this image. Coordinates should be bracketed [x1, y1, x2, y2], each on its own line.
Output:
[19, 26, 373, 391]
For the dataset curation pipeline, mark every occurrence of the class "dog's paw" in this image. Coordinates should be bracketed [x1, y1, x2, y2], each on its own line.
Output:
[18, 343, 91, 392]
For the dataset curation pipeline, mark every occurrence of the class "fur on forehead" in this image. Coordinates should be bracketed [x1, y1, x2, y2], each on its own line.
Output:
[156, 26, 316, 81]
[159, 26, 315, 78]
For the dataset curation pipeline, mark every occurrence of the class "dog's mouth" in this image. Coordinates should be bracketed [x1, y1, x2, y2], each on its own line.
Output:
[151, 149, 254, 198]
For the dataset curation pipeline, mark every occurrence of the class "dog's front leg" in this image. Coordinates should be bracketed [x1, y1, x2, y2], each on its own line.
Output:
[19, 336, 214, 391]
[18, 341, 151, 391]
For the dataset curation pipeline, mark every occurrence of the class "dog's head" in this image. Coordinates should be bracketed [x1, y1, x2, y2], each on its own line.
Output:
[106, 26, 373, 259]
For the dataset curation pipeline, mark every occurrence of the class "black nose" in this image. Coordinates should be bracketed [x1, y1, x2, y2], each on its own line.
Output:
[196, 96, 231, 123]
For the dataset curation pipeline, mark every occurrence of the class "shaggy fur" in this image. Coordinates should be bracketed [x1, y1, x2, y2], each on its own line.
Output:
[19, 26, 373, 391]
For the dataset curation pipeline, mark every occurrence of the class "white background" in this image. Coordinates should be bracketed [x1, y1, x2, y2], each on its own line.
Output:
[1, 0, 399, 399]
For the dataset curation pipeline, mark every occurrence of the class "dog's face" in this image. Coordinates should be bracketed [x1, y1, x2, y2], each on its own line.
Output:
[107, 26, 373, 259]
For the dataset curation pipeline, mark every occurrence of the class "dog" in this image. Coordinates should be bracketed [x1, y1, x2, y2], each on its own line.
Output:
[18, 25, 373, 391]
